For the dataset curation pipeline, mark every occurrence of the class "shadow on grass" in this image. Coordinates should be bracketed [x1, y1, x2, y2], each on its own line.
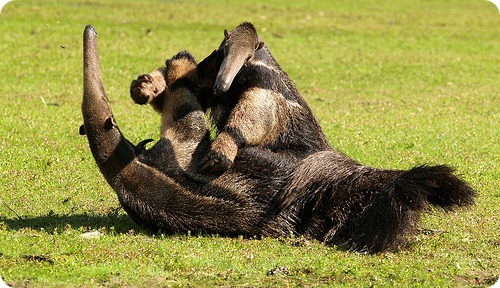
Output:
[0, 211, 142, 234]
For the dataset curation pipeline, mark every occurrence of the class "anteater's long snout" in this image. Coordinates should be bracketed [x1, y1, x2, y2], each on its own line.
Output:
[81, 25, 136, 182]
[213, 52, 247, 96]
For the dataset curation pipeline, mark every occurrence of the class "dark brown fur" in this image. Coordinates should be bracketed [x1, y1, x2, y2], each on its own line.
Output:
[84, 25, 475, 254]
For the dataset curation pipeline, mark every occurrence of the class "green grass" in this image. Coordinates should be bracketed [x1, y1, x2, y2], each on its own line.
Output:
[0, 0, 499, 286]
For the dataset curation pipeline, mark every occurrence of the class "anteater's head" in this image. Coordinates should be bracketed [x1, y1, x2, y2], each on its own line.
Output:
[214, 22, 264, 96]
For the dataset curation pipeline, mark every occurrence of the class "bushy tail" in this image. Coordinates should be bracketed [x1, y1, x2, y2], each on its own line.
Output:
[340, 164, 475, 253]
[396, 165, 476, 210]
[285, 151, 476, 253]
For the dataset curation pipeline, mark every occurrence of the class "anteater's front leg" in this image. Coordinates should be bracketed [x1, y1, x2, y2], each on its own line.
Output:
[200, 88, 280, 173]
[130, 67, 167, 113]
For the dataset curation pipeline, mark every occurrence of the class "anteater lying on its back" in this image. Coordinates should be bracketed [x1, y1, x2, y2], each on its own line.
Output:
[121, 24, 475, 253]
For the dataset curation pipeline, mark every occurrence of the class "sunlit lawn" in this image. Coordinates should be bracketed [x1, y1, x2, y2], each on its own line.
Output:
[0, 0, 498, 286]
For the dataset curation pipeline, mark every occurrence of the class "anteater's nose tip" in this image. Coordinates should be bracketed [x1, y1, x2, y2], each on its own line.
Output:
[214, 81, 230, 96]
[84, 25, 97, 37]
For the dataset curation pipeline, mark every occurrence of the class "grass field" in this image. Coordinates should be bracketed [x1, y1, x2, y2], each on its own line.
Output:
[0, 0, 499, 286]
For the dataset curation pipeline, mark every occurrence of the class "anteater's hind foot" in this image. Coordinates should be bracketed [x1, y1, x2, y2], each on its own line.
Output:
[130, 74, 160, 105]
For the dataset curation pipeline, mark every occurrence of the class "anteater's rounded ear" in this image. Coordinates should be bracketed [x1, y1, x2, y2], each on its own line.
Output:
[255, 41, 265, 51]
[224, 29, 230, 39]
[79, 124, 86, 135]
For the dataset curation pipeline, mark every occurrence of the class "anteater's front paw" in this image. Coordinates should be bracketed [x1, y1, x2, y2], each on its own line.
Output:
[130, 74, 157, 105]
[199, 134, 238, 174]
[199, 149, 233, 174]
